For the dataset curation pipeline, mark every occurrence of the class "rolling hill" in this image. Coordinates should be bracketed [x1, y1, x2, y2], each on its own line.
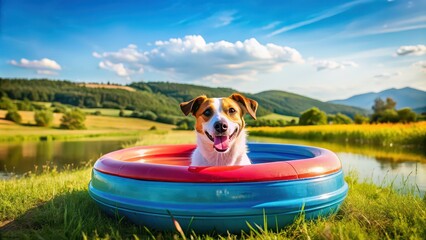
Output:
[1, 78, 368, 118]
[329, 87, 426, 111]
[131, 82, 368, 117]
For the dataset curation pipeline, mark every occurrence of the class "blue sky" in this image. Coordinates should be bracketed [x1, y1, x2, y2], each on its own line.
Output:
[1, 0, 425, 100]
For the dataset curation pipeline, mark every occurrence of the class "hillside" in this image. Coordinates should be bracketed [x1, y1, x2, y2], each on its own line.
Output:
[1, 78, 368, 118]
[0, 78, 181, 116]
[329, 87, 426, 110]
[252, 90, 368, 117]
[132, 82, 368, 117]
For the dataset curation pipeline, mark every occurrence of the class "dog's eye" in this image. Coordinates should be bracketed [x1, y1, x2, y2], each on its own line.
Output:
[203, 109, 212, 117]
[229, 108, 236, 114]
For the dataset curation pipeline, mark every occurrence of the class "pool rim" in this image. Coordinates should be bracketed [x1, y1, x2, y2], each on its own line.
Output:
[93, 143, 342, 183]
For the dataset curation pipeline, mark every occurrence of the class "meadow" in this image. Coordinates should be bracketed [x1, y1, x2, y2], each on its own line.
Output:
[0, 132, 425, 239]
[249, 122, 426, 150]
[0, 110, 173, 142]
[1, 109, 425, 238]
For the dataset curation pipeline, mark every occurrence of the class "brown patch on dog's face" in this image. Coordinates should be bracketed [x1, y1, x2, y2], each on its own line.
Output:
[221, 97, 245, 130]
[193, 99, 215, 133]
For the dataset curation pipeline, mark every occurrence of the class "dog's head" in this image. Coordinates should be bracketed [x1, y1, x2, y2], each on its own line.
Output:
[180, 93, 258, 153]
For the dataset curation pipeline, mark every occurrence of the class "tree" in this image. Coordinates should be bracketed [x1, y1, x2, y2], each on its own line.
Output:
[397, 108, 417, 123]
[334, 113, 353, 124]
[371, 97, 398, 123]
[176, 118, 195, 130]
[372, 98, 386, 114]
[119, 109, 125, 117]
[0, 97, 17, 110]
[378, 109, 399, 123]
[34, 109, 54, 127]
[60, 108, 86, 130]
[5, 110, 22, 124]
[299, 107, 327, 125]
[354, 114, 369, 124]
[141, 111, 157, 121]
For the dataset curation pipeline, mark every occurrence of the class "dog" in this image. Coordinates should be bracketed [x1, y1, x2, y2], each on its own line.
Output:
[180, 93, 258, 166]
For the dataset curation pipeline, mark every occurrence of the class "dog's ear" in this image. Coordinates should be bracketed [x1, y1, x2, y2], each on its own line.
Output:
[180, 95, 207, 116]
[230, 93, 258, 120]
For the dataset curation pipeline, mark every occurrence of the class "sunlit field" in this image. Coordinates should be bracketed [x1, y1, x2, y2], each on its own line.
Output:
[249, 122, 426, 149]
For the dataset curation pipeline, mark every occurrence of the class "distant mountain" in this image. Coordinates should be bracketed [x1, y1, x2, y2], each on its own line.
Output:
[329, 87, 426, 111]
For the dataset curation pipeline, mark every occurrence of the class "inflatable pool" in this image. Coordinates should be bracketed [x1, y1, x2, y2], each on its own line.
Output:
[88, 143, 348, 233]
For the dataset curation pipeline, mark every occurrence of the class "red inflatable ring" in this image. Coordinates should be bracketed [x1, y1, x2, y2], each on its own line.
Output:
[93, 143, 342, 183]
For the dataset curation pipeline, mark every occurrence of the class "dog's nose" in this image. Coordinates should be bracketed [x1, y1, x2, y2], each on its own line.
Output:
[214, 121, 228, 133]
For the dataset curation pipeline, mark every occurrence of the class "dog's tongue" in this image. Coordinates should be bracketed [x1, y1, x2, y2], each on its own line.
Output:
[214, 135, 229, 151]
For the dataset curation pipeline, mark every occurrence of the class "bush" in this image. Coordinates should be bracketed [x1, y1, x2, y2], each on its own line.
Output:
[333, 113, 353, 124]
[16, 99, 33, 111]
[60, 108, 86, 130]
[156, 114, 178, 125]
[354, 114, 370, 124]
[52, 102, 68, 113]
[119, 109, 125, 117]
[92, 110, 102, 116]
[378, 109, 399, 123]
[397, 108, 417, 123]
[5, 110, 22, 124]
[0, 97, 17, 110]
[34, 109, 54, 127]
[141, 111, 157, 121]
[299, 107, 327, 125]
[175, 118, 195, 130]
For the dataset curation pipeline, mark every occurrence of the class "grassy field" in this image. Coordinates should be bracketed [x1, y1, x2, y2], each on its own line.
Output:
[0, 110, 174, 142]
[0, 166, 425, 239]
[249, 122, 426, 150]
[258, 113, 299, 122]
[81, 108, 133, 117]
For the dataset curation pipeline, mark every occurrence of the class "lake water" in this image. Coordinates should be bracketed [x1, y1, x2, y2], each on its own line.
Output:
[0, 136, 425, 195]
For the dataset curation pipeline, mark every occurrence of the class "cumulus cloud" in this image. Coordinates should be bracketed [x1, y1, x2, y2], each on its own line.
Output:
[312, 60, 358, 71]
[9, 58, 61, 70]
[412, 61, 426, 72]
[98, 60, 135, 78]
[396, 44, 426, 56]
[9, 58, 62, 75]
[93, 35, 303, 82]
[373, 72, 401, 79]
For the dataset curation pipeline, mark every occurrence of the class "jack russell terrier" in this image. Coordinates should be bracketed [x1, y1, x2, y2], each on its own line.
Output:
[180, 93, 258, 166]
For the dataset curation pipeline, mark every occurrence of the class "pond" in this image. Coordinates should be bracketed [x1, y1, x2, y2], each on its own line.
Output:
[0, 137, 138, 177]
[0, 136, 425, 195]
[250, 136, 426, 196]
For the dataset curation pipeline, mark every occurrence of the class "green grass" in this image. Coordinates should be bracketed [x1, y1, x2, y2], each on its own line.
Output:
[258, 113, 299, 122]
[1, 167, 425, 239]
[0, 110, 174, 142]
[81, 108, 133, 117]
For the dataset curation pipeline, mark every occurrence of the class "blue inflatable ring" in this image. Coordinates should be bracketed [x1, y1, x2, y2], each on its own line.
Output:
[88, 143, 348, 233]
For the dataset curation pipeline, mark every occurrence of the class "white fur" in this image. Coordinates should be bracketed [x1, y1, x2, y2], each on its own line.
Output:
[190, 98, 251, 166]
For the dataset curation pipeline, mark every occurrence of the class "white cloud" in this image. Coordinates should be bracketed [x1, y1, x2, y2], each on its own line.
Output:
[9, 58, 61, 70]
[93, 35, 303, 81]
[212, 11, 237, 28]
[412, 61, 426, 72]
[396, 45, 426, 56]
[93, 44, 147, 62]
[36, 70, 58, 75]
[268, 0, 370, 37]
[261, 21, 281, 30]
[312, 60, 358, 71]
[98, 60, 135, 78]
[373, 72, 401, 79]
